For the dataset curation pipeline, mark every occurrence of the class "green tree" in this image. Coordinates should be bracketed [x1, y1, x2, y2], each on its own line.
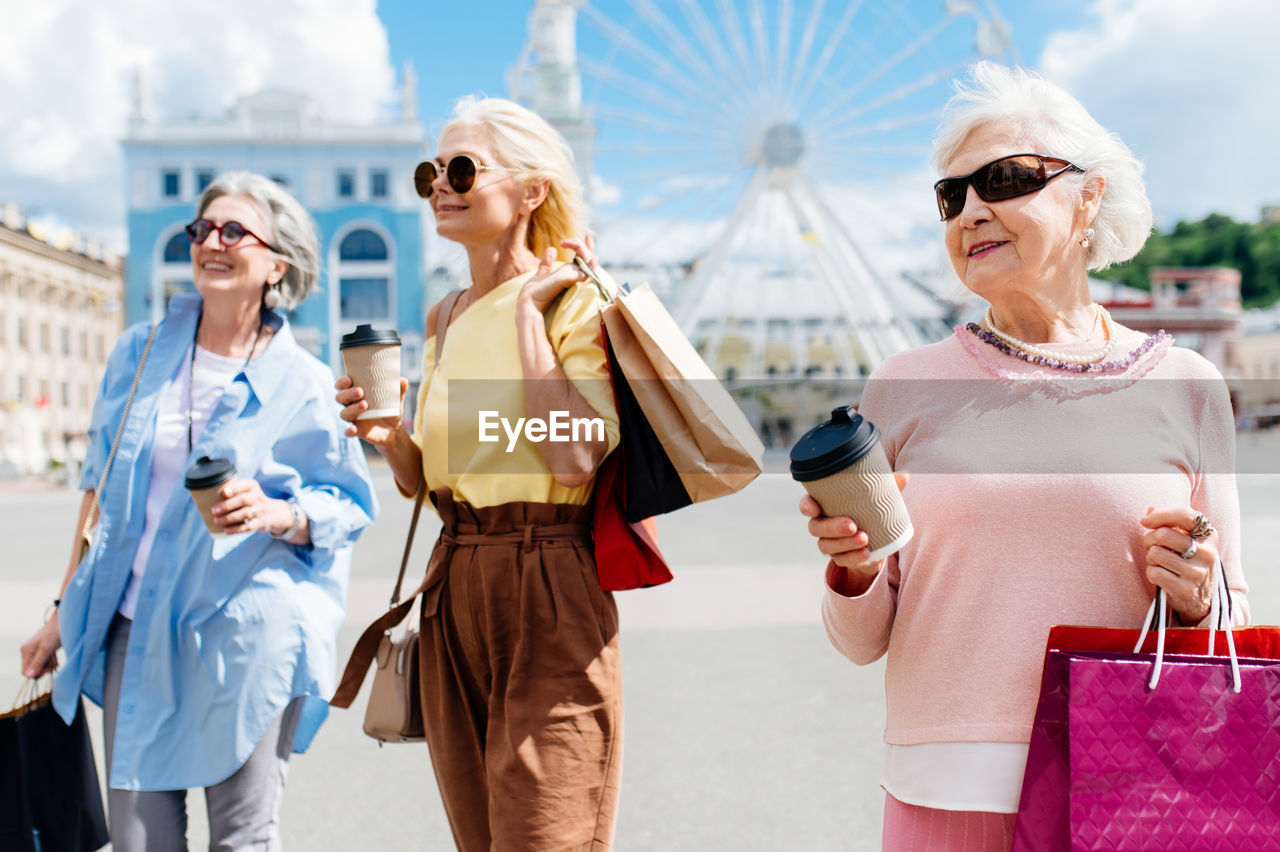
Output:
[1103, 214, 1280, 308]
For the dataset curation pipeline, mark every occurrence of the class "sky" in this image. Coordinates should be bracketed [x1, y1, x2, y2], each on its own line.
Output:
[1, 0, 1278, 265]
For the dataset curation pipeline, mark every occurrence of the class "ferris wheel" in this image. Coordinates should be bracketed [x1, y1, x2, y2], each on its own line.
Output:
[510, 0, 1016, 381]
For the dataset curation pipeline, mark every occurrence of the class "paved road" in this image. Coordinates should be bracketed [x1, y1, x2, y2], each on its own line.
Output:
[3, 437, 1279, 850]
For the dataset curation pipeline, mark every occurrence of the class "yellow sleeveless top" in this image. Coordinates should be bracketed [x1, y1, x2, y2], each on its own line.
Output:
[412, 270, 619, 507]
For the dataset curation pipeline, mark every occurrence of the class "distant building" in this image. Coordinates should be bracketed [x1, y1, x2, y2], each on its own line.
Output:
[1097, 267, 1243, 376]
[122, 76, 428, 377]
[1237, 305, 1280, 422]
[0, 204, 124, 474]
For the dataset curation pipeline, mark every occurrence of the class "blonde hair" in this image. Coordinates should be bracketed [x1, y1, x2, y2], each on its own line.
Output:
[440, 96, 586, 260]
[932, 62, 1153, 271]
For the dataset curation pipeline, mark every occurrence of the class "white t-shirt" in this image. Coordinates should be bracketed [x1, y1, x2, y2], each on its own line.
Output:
[119, 345, 245, 619]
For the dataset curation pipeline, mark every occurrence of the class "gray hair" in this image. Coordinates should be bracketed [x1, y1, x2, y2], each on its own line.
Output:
[932, 62, 1153, 271]
[196, 172, 319, 310]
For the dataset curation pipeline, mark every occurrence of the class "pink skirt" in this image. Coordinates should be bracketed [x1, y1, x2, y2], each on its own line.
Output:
[882, 793, 1016, 852]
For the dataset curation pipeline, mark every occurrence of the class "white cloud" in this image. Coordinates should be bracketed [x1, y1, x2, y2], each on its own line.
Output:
[0, 0, 396, 248]
[1038, 0, 1280, 226]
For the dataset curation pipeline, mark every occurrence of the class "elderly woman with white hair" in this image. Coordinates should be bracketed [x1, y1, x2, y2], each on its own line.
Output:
[21, 171, 378, 851]
[800, 63, 1246, 851]
[336, 97, 622, 850]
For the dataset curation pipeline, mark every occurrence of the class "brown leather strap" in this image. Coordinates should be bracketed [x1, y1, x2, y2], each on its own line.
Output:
[331, 291, 465, 710]
[330, 574, 431, 709]
[435, 288, 463, 363]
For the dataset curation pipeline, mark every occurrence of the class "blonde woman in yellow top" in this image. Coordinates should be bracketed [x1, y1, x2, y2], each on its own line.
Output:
[336, 97, 622, 851]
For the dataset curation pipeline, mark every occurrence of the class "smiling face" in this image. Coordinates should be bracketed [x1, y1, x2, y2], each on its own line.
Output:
[430, 124, 542, 250]
[190, 194, 286, 308]
[942, 122, 1095, 302]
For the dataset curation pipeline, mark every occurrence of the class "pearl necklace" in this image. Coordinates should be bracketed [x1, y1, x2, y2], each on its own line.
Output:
[983, 305, 1115, 365]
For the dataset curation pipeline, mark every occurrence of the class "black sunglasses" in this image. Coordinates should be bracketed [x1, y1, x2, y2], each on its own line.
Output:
[185, 219, 274, 250]
[934, 154, 1084, 221]
[414, 155, 508, 198]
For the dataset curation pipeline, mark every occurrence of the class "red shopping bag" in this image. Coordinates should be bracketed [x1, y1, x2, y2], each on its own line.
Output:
[591, 449, 673, 591]
[1014, 583, 1280, 851]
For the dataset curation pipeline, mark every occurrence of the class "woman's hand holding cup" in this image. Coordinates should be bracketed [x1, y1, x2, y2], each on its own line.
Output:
[800, 471, 909, 596]
[335, 374, 408, 444]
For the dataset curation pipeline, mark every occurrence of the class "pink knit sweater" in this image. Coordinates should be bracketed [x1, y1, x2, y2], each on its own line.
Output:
[822, 326, 1247, 746]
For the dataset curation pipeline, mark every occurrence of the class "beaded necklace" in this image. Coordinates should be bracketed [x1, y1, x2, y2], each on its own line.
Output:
[983, 305, 1115, 365]
[965, 320, 1171, 374]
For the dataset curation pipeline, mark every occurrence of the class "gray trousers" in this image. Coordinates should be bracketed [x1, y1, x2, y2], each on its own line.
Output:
[103, 615, 300, 852]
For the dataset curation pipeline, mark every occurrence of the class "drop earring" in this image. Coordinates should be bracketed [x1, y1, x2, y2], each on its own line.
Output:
[263, 281, 284, 309]
[1079, 227, 1095, 249]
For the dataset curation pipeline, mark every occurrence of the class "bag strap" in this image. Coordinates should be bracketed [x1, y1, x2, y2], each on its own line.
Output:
[331, 290, 465, 711]
[435, 288, 463, 363]
[79, 322, 158, 557]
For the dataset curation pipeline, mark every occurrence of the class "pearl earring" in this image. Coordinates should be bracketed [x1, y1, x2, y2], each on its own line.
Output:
[263, 282, 284, 309]
[1080, 227, 1095, 249]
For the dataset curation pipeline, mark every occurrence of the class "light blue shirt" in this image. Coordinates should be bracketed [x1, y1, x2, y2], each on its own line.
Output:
[54, 294, 378, 790]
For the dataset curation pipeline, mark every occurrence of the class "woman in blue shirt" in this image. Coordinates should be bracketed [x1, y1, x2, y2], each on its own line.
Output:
[20, 171, 377, 851]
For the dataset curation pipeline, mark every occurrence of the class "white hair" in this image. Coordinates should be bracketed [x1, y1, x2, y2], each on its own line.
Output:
[197, 172, 320, 310]
[439, 96, 587, 261]
[932, 62, 1153, 270]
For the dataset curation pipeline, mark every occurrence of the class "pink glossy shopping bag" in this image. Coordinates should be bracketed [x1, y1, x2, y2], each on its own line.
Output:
[1013, 620, 1280, 851]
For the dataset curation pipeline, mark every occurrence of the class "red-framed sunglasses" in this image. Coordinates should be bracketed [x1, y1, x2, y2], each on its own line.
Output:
[185, 219, 275, 251]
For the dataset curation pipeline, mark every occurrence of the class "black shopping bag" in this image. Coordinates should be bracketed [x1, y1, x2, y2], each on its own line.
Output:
[1, 689, 109, 852]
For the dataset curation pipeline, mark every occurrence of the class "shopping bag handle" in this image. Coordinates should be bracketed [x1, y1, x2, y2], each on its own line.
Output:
[573, 255, 622, 303]
[1134, 557, 1239, 692]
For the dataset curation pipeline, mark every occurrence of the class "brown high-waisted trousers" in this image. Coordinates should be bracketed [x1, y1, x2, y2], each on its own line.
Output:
[418, 489, 622, 852]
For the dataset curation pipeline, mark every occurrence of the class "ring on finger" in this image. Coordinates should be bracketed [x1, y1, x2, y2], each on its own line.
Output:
[1190, 513, 1214, 541]
[1179, 539, 1198, 560]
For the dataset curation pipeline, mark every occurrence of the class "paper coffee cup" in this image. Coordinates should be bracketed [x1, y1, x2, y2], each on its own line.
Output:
[790, 406, 912, 562]
[185, 455, 236, 536]
[340, 325, 402, 420]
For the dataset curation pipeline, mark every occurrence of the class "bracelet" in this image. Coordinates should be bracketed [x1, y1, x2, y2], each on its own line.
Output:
[272, 499, 304, 541]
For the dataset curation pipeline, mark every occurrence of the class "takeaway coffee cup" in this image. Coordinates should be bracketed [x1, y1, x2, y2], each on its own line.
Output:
[340, 325, 402, 420]
[790, 406, 912, 562]
[185, 455, 236, 536]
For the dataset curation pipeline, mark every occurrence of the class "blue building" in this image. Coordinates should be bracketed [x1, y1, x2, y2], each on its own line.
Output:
[122, 83, 428, 376]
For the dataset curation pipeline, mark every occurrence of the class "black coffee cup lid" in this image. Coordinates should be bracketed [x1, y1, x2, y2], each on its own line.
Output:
[789, 406, 880, 482]
[185, 456, 236, 490]
[340, 324, 400, 349]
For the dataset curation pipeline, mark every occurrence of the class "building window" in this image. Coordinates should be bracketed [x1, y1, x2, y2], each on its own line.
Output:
[340, 229, 389, 261]
[79, 330, 88, 357]
[61, 381, 70, 407]
[39, 322, 49, 353]
[163, 230, 192, 263]
[336, 227, 393, 327]
[60, 327, 70, 355]
[17, 376, 25, 401]
[16, 317, 26, 348]
[162, 170, 181, 198]
[336, 170, 355, 199]
[197, 170, 215, 192]
[370, 169, 389, 199]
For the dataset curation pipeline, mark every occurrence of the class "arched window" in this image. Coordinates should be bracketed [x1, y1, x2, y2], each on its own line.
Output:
[339, 229, 388, 261]
[335, 225, 394, 327]
[154, 225, 194, 316]
[163, 231, 191, 263]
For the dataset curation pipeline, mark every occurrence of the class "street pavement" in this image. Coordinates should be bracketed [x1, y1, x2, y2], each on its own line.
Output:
[3, 435, 1280, 850]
